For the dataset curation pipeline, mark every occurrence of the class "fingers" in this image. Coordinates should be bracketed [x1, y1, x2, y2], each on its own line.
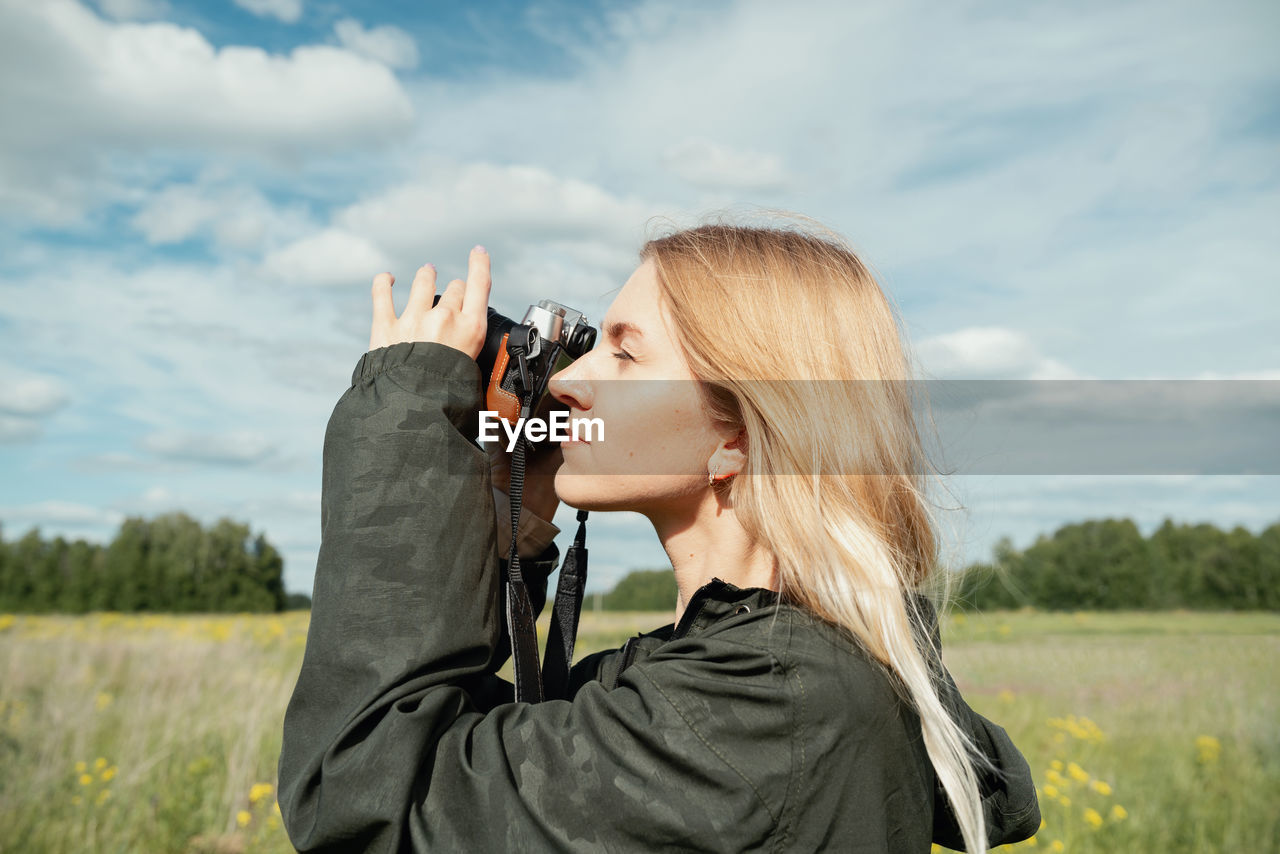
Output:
[371, 271, 395, 326]
[464, 245, 492, 324]
[403, 263, 437, 318]
[438, 277, 466, 312]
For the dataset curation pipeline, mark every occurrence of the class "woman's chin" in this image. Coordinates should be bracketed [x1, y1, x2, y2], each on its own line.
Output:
[553, 472, 634, 513]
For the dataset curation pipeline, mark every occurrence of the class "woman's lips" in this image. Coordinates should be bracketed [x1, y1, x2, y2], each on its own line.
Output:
[560, 412, 592, 445]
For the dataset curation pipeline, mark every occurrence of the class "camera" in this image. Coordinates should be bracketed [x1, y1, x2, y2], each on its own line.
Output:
[434, 295, 598, 441]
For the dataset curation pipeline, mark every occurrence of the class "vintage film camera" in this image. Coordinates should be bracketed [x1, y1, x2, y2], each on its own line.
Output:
[435, 294, 598, 436]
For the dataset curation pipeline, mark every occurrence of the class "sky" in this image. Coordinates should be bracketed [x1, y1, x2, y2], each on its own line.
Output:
[1, 0, 1277, 595]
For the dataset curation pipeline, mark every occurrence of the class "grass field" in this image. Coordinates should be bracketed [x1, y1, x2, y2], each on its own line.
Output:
[1, 607, 1276, 853]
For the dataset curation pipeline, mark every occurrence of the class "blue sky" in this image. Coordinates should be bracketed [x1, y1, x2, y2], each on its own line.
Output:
[1, 0, 1277, 595]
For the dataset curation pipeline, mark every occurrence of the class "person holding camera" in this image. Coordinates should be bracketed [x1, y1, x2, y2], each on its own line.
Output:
[278, 223, 1040, 853]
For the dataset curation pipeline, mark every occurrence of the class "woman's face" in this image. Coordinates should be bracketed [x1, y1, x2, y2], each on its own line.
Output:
[547, 258, 732, 517]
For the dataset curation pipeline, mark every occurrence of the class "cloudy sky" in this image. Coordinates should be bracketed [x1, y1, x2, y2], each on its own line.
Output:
[1, 0, 1277, 595]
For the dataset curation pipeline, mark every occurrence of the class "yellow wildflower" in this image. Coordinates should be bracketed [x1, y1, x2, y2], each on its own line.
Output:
[1038, 818, 1046, 832]
[1089, 779, 1111, 796]
[1195, 735, 1221, 764]
[1046, 769, 1064, 786]
[79, 774, 93, 786]
[1066, 762, 1089, 783]
[96, 789, 111, 806]
[998, 624, 1011, 636]
[1110, 804, 1128, 821]
[1050, 841, 1064, 852]
[0, 614, 14, 632]
[95, 693, 113, 711]
[94, 757, 107, 771]
[998, 689, 1015, 704]
[249, 782, 274, 804]
[75, 761, 87, 774]
[1044, 785, 1059, 799]
[101, 766, 117, 782]
[1083, 808, 1102, 828]
[1049, 760, 1063, 772]
[1059, 796, 1071, 808]
[236, 810, 252, 828]
[1025, 836, 1037, 847]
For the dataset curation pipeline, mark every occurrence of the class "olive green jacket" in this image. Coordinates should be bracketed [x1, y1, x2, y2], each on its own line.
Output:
[277, 341, 1040, 853]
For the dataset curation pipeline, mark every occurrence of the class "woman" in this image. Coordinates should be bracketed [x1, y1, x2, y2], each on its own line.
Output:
[278, 222, 1040, 853]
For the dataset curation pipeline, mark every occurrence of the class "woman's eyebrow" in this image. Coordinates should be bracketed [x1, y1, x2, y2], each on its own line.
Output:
[606, 320, 644, 341]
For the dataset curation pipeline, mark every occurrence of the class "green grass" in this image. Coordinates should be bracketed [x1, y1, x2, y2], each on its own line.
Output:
[0, 608, 1275, 853]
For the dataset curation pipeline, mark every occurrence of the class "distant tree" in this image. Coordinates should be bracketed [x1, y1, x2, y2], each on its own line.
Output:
[0, 513, 288, 613]
[953, 536, 1027, 610]
[6, 529, 44, 611]
[250, 533, 287, 612]
[1258, 523, 1280, 611]
[102, 517, 149, 611]
[602, 569, 678, 611]
[57, 538, 98, 613]
[284, 592, 312, 611]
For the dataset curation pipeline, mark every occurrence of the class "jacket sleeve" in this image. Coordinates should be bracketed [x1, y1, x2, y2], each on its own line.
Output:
[911, 595, 1041, 849]
[277, 341, 792, 853]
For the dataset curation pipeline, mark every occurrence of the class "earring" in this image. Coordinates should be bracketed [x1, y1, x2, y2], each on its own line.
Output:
[708, 463, 720, 486]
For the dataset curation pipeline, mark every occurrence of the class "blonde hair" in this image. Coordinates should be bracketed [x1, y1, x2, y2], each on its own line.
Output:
[639, 212, 994, 854]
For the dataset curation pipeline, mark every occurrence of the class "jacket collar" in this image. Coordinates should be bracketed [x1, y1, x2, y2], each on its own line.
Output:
[672, 577, 781, 639]
[608, 579, 781, 688]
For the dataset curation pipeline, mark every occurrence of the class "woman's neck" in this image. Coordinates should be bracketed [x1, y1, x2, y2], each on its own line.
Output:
[646, 494, 779, 626]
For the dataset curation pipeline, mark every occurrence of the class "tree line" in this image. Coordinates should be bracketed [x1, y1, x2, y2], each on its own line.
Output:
[4, 513, 1275, 614]
[0, 512, 298, 613]
[954, 517, 1279, 611]
[598, 517, 1280, 612]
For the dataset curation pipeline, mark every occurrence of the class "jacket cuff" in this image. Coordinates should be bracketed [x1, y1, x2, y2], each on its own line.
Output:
[492, 486, 562, 561]
[352, 341, 482, 393]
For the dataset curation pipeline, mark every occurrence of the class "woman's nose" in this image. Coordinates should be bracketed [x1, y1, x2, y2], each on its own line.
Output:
[548, 358, 592, 412]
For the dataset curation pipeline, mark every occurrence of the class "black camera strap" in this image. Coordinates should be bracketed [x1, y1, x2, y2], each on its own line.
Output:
[503, 342, 590, 705]
[542, 508, 588, 700]
[504, 350, 545, 704]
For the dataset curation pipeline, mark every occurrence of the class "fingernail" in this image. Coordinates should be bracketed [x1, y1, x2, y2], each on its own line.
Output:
[473, 244, 487, 255]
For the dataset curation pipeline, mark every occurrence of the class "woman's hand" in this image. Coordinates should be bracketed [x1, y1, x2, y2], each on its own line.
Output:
[486, 438, 563, 524]
[368, 246, 492, 359]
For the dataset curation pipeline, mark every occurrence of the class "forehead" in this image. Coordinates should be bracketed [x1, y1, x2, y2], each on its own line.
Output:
[604, 259, 663, 330]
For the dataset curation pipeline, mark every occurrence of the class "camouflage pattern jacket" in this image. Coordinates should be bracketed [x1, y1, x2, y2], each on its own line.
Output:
[277, 341, 1041, 853]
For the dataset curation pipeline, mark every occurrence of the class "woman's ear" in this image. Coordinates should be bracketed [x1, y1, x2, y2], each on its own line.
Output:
[707, 429, 747, 479]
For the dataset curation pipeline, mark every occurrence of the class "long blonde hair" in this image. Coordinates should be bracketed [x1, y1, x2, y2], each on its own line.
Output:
[639, 213, 994, 854]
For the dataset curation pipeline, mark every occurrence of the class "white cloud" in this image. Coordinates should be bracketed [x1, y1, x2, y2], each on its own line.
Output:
[915, 326, 1080, 379]
[260, 227, 394, 288]
[659, 137, 790, 192]
[334, 18, 419, 70]
[232, 0, 302, 24]
[129, 175, 313, 252]
[0, 416, 42, 443]
[0, 500, 125, 529]
[0, 1, 413, 225]
[335, 159, 655, 267]
[96, 0, 170, 20]
[0, 370, 68, 443]
[141, 429, 278, 465]
[0, 372, 68, 416]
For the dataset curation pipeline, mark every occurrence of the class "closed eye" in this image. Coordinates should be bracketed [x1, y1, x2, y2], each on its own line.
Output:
[612, 350, 634, 362]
